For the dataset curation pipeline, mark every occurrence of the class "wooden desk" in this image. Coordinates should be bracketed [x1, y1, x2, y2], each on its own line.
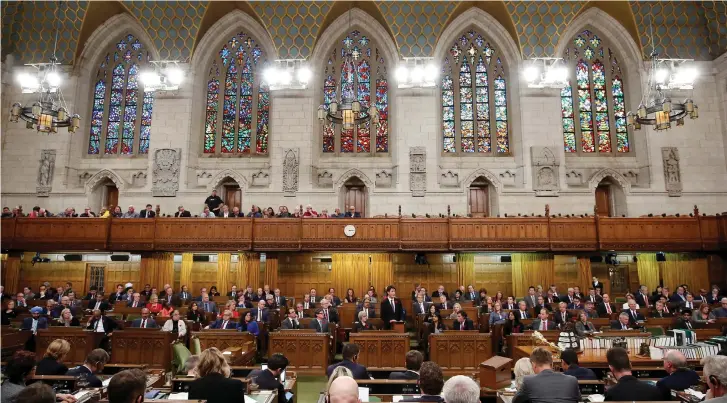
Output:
[36, 328, 105, 365]
[1, 327, 31, 360]
[109, 329, 174, 370]
[513, 346, 703, 369]
[269, 331, 330, 375]
[349, 332, 409, 369]
[428, 332, 493, 375]
[355, 379, 419, 395]
[192, 330, 256, 365]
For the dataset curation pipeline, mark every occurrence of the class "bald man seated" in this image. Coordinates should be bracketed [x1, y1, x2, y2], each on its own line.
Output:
[656, 350, 700, 400]
[328, 376, 361, 403]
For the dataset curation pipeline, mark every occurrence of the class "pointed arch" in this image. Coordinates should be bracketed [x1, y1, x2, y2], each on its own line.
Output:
[441, 1, 520, 57]
[84, 169, 126, 193]
[335, 169, 374, 190]
[193, 2, 267, 58]
[74, 1, 130, 64]
[573, 2, 641, 58]
[462, 169, 503, 194]
[588, 168, 631, 193]
[315, 2, 397, 58]
[208, 169, 249, 193]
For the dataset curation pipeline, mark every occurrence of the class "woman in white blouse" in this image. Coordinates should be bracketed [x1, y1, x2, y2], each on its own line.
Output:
[161, 310, 187, 337]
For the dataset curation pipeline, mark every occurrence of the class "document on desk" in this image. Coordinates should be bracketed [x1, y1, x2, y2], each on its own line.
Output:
[168, 392, 189, 400]
[358, 387, 370, 402]
[244, 396, 257, 403]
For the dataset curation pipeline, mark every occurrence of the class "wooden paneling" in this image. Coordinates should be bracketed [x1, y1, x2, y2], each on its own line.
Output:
[400, 219, 449, 250]
[554, 255, 579, 294]
[192, 330, 255, 351]
[598, 217, 703, 251]
[428, 333, 493, 375]
[349, 333, 409, 368]
[20, 261, 87, 293]
[549, 218, 598, 251]
[393, 253, 458, 296]
[108, 219, 156, 251]
[104, 262, 141, 295]
[188, 261, 219, 295]
[699, 216, 721, 251]
[2, 218, 16, 249]
[109, 329, 174, 370]
[473, 255, 513, 297]
[300, 219, 400, 251]
[268, 331, 330, 375]
[277, 253, 331, 298]
[449, 218, 550, 250]
[13, 218, 108, 251]
[252, 219, 300, 250]
[36, 328, 103, 365]
[154, 218, 252, 251]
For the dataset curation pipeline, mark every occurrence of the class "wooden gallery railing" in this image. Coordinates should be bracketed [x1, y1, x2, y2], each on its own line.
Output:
[1, 210, 726, 253]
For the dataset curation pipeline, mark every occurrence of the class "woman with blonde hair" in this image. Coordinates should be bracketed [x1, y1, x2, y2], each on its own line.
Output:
[53, 308, 80, 327]
[35, 339, 70, 375]
[146, 294, 162, 314]
[325, 366, 354, 397]
[513, 357, 534, 389]
[188, 348, 245, 403]
[448, 303, 463, 319]
[224, 300, 240, 319]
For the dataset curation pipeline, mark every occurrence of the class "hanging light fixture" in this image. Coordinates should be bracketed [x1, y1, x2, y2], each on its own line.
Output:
[317, 7, 378, 130]
[9, 1, 79, 133]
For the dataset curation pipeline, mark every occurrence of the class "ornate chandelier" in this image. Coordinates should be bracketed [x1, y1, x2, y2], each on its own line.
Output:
[627, 53, 698, 131]
[9, 2, 79, 133]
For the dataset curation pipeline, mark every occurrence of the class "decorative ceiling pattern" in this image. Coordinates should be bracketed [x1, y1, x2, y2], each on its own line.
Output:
[2, 1, 725, 65]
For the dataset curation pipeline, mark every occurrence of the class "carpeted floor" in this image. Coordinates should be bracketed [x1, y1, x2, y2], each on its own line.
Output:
[295, 376, 328, 402]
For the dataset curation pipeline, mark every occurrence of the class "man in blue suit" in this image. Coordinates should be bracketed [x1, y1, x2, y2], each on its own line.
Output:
[22, 307, 48, 334]
[344, 206, 361, 218]
[561, 349, 597, 380]
[326, 343, 369, 379]
[209, 310, 238, 330]
[252, 299, 269, 323]
[130, 309, 159, 328]
[656, 351, 700, 400]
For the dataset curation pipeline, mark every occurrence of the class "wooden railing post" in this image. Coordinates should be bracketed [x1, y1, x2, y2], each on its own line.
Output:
[593, 204, 601, 251]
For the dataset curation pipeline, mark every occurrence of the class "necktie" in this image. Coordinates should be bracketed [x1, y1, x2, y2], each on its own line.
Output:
[460, 322, 463, 331]
[444, 303, 447, 310]
[222, 321, 227, 329]
[606, 304, 612, 314]
[324, 310, 329, 322]
[687, 303, 692, 309]
[390, 298, 395, 309]
[257, 309, 262, 322]
[665, 307, 669, 313]
[686, 321, 692, 329]
[31, 319, 38, 333]
[141, 319, 146, 328]
[95, 302, 100, 310]
[521, 311, 525, 319]
[562, 312, 566, 322]
[204, 303, 209, 311]
[644, 295, 649, 308]
[133, 301, 137, 307]
[541, 320, 546, 331]
[632, 310, 636, 319]
[623, 324, 627, 330]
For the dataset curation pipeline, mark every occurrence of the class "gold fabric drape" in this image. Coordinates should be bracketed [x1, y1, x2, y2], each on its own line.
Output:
[636, 253, 660, 291]
[662, 253, 709, 292]
[180, 253, 194, 289]
[265, 254, 279, 289]
[332, 253, 370, 297]
[577, 257, 593, 292]
[217, 253, 231, 293]
[4, 256, 21, 293]
[140, 252, 174, 290]
[238, 253, 260, 288]
[456, 253, 475, 287]
[511, 253, 554, 298]
[370, 253, 393, 298]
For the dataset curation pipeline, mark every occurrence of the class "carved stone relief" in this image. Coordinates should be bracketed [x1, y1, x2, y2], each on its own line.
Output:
[531, 146, 559, 196]
[499, 170, 516, 187]
[152, 148, 181, 197]
[565, 170, 584, 186]
[131, 171, 147, 188]
[196, 171, 213, 187]
[316, 169, 333, 188]
[622, 170, 639, 187]
[282, 148, 299, 196]
[661, 147, 682, 197]
[375, 170, 393, 188]
[409, 147, 426, 197]
[439, 169, 459, 187]
[36, 150, 56, 196]
[251, 169, 271, 187]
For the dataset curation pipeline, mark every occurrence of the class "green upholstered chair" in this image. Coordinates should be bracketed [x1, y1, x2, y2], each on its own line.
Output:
[171, 341, 192, 375]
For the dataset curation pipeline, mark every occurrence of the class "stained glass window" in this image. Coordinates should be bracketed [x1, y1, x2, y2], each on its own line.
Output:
[321, 29, 388, 154]
[88, 34, 153, 155]
[203, 32, 269, 155]
[441, 30, 508, 154]
[561, 29, 629, 154]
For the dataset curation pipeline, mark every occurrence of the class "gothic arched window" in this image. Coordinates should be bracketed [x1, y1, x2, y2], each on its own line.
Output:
[561, 29, 630, 154]
[441, 30, 509, 155]
[88, 34, 154, 155]
[203, 32, 269, 155]
[321, 29, 389, 154]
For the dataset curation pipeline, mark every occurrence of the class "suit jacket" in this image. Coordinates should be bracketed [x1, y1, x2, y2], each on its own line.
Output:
[656, 369, 700, 399]
[88, 300, 110, 312]
[680, 301, 698, 311]
[273, 295, 287, 308]
[174, 211, 192, 217]
[295, 310, 307, 319]
[381, 297, 404, 328]
[524, 295, 539, 309]
[330, 296, 342, 306]
[566, 303, 584, 310]
[452, 319, 475, 331]
[199, 301, 218, 314]
[35, 357, 69, 375]
[650, 310, 673, 318]
[389, 370, 419, 380]
[597, 302, 615, 317]
[622, 309, 645, 325]
[610, 320, 633, 330]
[281, 318, 300, 329]
[531, 319, 556, 331]
[513, 370, 580, 403]
[109, 292, 124, 303]
[139, 210, 156, 218]
[310, 318, 328, 333]
[354, 321, 377, 332]
[126, 300, 144, 308]
[554, 311, 571, 327]
[674, 318, 696, 330]
[503, 302, 517, 310]
[251, 307, 270, 322]
[412, 302, 429, 315]
[464, 292, 479, 302]
[188, 373, 246, 403]
[327, 360, 369, 379]
[356, 307, 377, 319]
[344, 212, 361, 218]
[86, 315, 117, 334]
[66, 365, 102, 388]
[515, 310, 531, 319]
[574, 321, 596, 337]
[634, 293, 650, 308]
[131, 318, 159, 328]
[584, 295, 603, 304]
[435, 302, 452, 311]
[670, 293, 687, 303]
[210, 319, 237, 330]
[22, 317, 48, 332]
[563, 365, 597, 380]
[248, 369, 286, 403]
[605, 375, 662, 401]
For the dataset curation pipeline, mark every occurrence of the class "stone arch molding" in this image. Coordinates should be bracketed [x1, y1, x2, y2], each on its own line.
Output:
[335, 169, 375, 190]
[84, 169, 126, 193]
[588, 168, 632, 194]
[208, 169, 249, 193]
[462, 169, 503, 194]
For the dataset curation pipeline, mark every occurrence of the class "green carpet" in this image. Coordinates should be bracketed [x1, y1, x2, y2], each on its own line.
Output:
[295, 375, 328, 402]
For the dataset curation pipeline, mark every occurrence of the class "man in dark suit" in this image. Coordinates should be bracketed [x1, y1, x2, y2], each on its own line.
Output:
[399, 362, 445, 402]
[226, 285, 238, 299]
[199, 294, 218, 314]
[343, 206, 361, 218]
[680, 293, 697, 311]
[126, 293, 144, 308]
[670, 286, 688, 304]
[273, 289, 287, 308]
[531, 308, 556, 331]
[319, 299, 339, 323]
[390, 350, 423, 380]
[516, 301, 530, 320]
[611, 313, 634, 330]
[249, 354, 290, 403]
[585, 288, 602, 304]
[209, 310, 238, 330]
[131, 309, 159, 328]
[252, 300, 270, 323]
[623, 300, 645, 326]
[174, 206, 192, 217]
[412, 297, 429, 315]
[567, 296, 583, 310]
[431, 285, 448, 300]
[86, 309, 117, 335]
[651, 301, 674, 318]
[178, 285, 192, 301]
[513, 347, 580, 403]
[554, 302, 571, 328]
[656, 350, 700, 400]
[109, 284, 125, 303]
[310, 309, 328, 332]
[67, 349, 109, 388]
[561, 349, 597, 380]
[452, 311, 475, 331]
[139, 204, 156, 218]
[503, 296, 517, 310]
[381, 285, 404, 330]
[597, 294, 615, 317]
[635, 285, 651, 309]
[281, 308, 300, 329]
[674, 309, 696, 330]
[604, 347, 662, 401]
[328, 288, 342, 307]
[22, 307, 48, 334]
[464, 285, 479, 304]
[591, 277, 603, 291]
[326, 343, 369, 379]
[357, 300, 376, 318]
[294, 303, 307, 319]
[88, 293, 110, 313]
[545, 290, 559, 304]
[524, 286, 539, 309]
[161, 286, 181, 307]
[435, 295, 451, 311]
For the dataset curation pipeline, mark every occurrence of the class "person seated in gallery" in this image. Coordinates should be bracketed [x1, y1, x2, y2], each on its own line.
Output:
[344, 205, 361, 218]
[389, 350, 423, 380]
[23, 307, 48, 334]
[354, 310, 376, 332]
[516, 301, 530, 320]
[651, 300, 674, 318]
[327, 343, 369, 379]
[200, 206, 216, 218]
[310, 308, 329, 333]
[531, 308, 556, 331]
[431, 285, 448, 300]
[218, 205, 233, 218]
[130, 308, 159, 328]
[87, 293, 110, 313]
[251, 299, 270, 323]
[174, 205, 191, 217]
[302, 204, 318, 217]
[238, 311, 260, 336]
[36, 339, 70, 376]
[138, 204, 155, 218]
[53, 308, 80, 327]
[188, 348, 246, 403]
[452, 311, 475, 331]
[207, 310, 237, 330]
[611, 312, 634, 330]
[276, 206, 292, 218]
[357, 298, 377, 318]
[295, 303, 307, 319]
[329, 208, 344, 218]
[574, 311, 596, 337]
[597, 294, 615, 316]
[246, 205, 263, 218]
[583, 301, 599, 319]
[264, 294, 278, 310]
[567, 296, 583, 310]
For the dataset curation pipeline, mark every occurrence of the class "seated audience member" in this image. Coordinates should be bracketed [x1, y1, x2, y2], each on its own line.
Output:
[223, 300, 239, 318]
[35, 339, 71, 375]
[344, 205, 361, 218]
[15, 292, 27, 308]
[567, 296, 583, 310]
[325, 366, 353, 398]
[412, 295, 429, 315]
[399, 361, 444, 402]
[218, 205, 232, 218]
[262, 206, 275, 218]
[513, 347, 580, 403]
[701, 355, 727, 402]
[443, 375, 481, 403]
[158, 300, 174, 317]
[327, 343, 369, 379]
[281, 308, 300, 329]
[623, 300, 645, 325]
[295, 303, 306, 319]
[489, 302, 508, 326]
[187, 302, 206, 325]
[366, 287, 378, 303]
[681, 293, 697, 310]
[656, 350, 700, 399]
[272, 288, 286, 308]
[162, 310, 187, 336]
[54, 308, 80, 327]
[265, 294, 277, 309]
[711, 298, 727, 318]
[389, 350, 423, 380]
[249, 353, 290, 403]
[276, 206, 292, 218]
[122, 205, 139, 218]
[561, 348, 597, 380]
[245, 205, 262, 218]
[199, 294, 218, 314]
[87, 309, 117, 335]
[328, 288, 342, 306]
[327, 376, 360, 403]
[583, 301, 599, 319]
[109, 284, 125, 303]
[79, 207, 96, 218]
[89, 293, 110, 312]
[453, 311, 474, 330]
[502, 296, 517, 310]
[146, 295, 163, 313]
[139, 204, 155, 218]
[1, 351, 37, 403]
[238, 311, 260, 336]
[513, 357, 534, 389]
[1, 299, 17, 325]
[675, 309, 696, 330]
[127, 293, 144, 308]
[188, 348, 246, 403]
[516, 301, 530, 319]
[22, 307, 48, 334]
[107, 368, 147, 403]
[252, 299, 270, 323]
[532, 308, 555, 331]
[200, 206, 216, 218]
[354, 310, 376, 332]
[604, 347, 662, 401]
[428, 313, 447, 335]
[174, 206, 191, 217]
[651, 300, 673, 318]
[208, 310, 237, 330]
[597, 294, 615, 316]
[67, 349, 110, 388]
[320, 298, 339, 323]
[534, 295, 551, 313]
[310, 308, 329, 333]
[611, 312, 633, 330]
[344, 288, 357, 304]
[504, 311, 523, 335]
[302, 205, 318, 217]
[131, 308, 159, 328]
[435, 295, 450, 311]
[574, 311, 596, 337]
[177, 285, 192, 301]
[448, 303, 463, 319]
